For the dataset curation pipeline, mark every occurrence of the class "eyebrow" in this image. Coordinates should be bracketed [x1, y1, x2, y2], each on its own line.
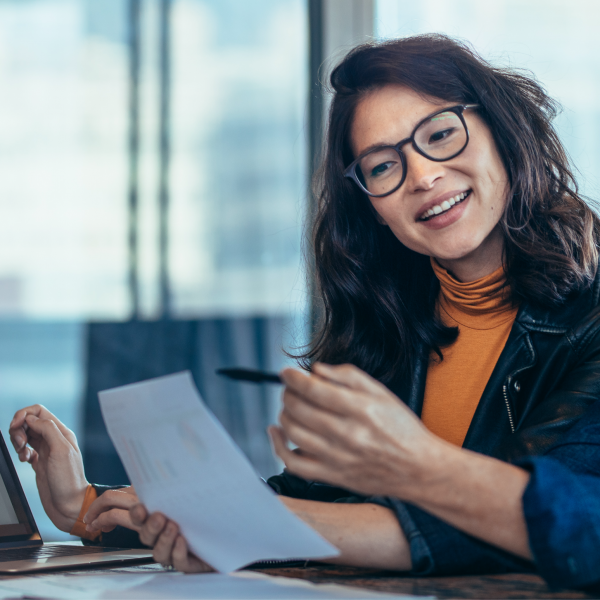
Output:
[354, 137, 409, 159]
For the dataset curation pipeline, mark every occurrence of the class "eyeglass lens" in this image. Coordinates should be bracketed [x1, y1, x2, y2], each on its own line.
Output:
[356, 110, 468, 196]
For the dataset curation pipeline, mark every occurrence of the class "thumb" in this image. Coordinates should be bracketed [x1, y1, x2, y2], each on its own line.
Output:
[28, 449, 40, 472]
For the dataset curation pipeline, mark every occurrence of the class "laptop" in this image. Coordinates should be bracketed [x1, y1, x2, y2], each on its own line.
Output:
[0, 430, 154, 573]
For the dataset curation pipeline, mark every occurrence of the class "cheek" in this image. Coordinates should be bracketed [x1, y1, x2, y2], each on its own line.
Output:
[487, 170, 509, 221]
[371, 206, 389, 226]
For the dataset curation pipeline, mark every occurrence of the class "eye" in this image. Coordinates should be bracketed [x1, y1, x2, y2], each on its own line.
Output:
[370, 161, 394, 178]
[429, 127, 457, 144]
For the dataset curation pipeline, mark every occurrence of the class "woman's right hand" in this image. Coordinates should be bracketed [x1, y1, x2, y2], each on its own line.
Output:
[130, 504, 213, 573]
[8, 405, 89, 533]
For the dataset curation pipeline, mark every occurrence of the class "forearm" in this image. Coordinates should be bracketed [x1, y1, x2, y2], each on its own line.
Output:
[281, 497, 412, 570]
[402, 440, 532, 560]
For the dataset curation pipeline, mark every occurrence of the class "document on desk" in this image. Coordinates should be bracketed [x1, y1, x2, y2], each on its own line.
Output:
[0, 570, 414, 599]
[98, 371, 338, 573]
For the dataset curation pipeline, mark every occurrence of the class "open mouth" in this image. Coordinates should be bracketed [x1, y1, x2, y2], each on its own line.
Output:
[419, 190, 471, 221]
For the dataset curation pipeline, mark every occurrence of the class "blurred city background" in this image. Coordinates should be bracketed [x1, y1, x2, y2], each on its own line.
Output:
[0, 0, 597, 539]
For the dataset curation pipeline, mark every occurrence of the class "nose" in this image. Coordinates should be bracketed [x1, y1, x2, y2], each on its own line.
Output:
[403, 146, 445, 192]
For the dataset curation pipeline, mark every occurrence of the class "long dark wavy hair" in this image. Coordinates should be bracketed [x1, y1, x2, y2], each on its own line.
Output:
[297, 34, 600, 384]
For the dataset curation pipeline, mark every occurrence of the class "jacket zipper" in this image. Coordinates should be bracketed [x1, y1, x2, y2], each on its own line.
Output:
[503, 383, 515, 433]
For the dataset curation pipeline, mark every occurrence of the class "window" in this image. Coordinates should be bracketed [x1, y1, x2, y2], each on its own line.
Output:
[375, 0, 600, 201]
[0, 0, 307, 540]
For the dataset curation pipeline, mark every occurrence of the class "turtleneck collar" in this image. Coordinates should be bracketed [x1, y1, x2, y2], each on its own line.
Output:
[431, 257, 516, 330]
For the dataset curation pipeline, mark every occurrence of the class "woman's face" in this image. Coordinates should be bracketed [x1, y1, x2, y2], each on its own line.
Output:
[350, 85, 509, 281]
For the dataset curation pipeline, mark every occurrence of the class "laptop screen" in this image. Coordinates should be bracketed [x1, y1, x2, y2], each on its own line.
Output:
[0, 432, 40, 547]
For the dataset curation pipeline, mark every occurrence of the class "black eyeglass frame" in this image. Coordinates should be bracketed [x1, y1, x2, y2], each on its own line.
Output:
[343, 104, 480, 198]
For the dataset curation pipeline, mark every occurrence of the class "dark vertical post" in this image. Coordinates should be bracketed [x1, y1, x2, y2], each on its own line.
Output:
[127, 0, 141, 319]
[158, 0, 172, 319]
[308, 0, 324, 339]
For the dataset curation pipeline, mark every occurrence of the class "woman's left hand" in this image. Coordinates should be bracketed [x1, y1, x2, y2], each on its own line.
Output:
[270, 362, 439, 499]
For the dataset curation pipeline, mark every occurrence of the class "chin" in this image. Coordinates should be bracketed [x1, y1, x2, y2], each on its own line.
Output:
[430, 234, 490, 262]
[430, 245, 482, 262]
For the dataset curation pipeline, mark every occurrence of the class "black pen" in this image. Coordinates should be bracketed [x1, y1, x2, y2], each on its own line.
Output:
[216, 367, 282, 384]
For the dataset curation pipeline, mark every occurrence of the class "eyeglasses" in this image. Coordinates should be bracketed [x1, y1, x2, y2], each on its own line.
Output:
[343, 104, 480, 198]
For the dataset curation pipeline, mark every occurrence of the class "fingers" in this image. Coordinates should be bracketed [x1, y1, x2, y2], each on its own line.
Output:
[28, 449, 39, 470]
[280, 365, 382, 416]
[137, 510, 168, 548]
[16, 444, 37, 464]
[9, 405, 76, 452]
[268, 426, 326, 482]
[84, 489, 139, 526]
[130, 503, 148, 528]
[21, 415, 71, 456]
[171, 536, 213, 573]
[152, 520, 179, 565]
[279, 401, 339, 454]
[10, 404, 47, 436]
[280, 369, 352, 416]
[87, 509, 138, 533]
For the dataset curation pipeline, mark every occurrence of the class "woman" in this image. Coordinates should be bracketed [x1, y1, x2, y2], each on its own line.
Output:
[9, 34, 600, 580]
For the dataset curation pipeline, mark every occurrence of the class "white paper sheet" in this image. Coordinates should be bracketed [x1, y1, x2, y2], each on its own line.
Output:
[98, 371, 338, 573]
[103, 571, 413, 599]
[0, 572, 153, 600]
[0, 571, 417, 600]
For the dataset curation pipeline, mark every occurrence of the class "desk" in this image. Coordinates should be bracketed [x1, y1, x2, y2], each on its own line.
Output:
[254, 564, 597, 599]
[2, 563, 597, 599]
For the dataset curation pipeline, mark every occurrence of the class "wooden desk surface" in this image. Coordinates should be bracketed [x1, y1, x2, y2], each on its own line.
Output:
[2, 562, 596, 598]
[254, 564, 598, 599]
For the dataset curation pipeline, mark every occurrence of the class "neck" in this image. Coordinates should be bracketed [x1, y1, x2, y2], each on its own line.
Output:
[435, 227, 504, 283]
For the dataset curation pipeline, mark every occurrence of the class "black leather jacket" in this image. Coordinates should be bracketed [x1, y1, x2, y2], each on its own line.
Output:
[390, 269, 600, 463]
[267, 270, 600, 575]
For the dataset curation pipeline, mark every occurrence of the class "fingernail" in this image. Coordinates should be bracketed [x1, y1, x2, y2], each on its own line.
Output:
[14, 435, 23, 448]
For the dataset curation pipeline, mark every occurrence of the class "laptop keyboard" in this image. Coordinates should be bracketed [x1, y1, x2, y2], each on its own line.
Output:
[0, 545, 122, 563]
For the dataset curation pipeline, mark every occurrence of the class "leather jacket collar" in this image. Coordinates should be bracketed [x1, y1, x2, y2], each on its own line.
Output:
[388, 270, 600, 461]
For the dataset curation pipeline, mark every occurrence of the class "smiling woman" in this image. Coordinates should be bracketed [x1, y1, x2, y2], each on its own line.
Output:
[8, 34, 600, 588]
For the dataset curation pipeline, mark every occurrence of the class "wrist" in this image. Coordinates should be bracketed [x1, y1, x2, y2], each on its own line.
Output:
[69, 485, 101, 540]
[62, 482, 91, 527]
[391, 433, 461, 504]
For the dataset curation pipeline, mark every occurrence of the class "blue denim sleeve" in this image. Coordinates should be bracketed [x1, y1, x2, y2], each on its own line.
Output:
[368, 496, 532, 576]
[390, 401, 600, 583]
[519, 457, 600, 590]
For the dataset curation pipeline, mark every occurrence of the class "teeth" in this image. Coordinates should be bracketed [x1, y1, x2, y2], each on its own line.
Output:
[420, 191, 470, 221]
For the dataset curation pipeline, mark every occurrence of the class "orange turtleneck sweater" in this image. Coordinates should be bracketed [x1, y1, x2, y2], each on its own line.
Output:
[420, 259, 518, 447]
